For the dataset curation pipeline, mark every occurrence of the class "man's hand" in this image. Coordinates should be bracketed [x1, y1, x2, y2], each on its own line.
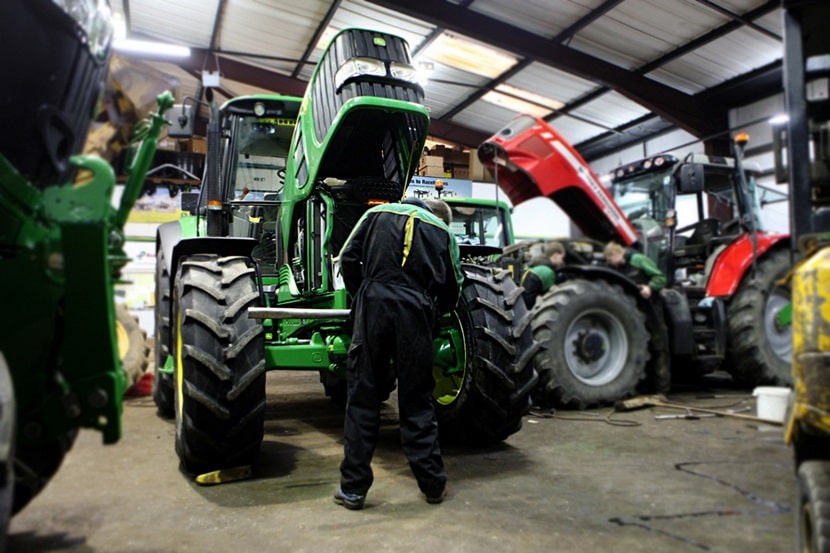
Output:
[639, 284, 652, 299]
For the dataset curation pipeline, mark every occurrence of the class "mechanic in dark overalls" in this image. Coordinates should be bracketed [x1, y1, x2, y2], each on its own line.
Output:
[334, 197, 463, 510]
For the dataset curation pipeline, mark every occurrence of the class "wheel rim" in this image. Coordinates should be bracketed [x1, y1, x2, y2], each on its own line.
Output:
[764, 288, 792, 363]
[563, 308, 628, 386]
[432, 312, 467, 406]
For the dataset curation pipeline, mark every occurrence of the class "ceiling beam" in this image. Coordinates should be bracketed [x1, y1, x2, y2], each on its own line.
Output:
[366, 0, 716, 137]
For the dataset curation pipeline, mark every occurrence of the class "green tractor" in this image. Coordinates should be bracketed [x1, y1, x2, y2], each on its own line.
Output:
[0, 0, 173, 543]
[153, 28, 538, 476]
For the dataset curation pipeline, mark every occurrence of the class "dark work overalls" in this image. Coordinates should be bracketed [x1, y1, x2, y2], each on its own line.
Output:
[338, 202, 463, 498]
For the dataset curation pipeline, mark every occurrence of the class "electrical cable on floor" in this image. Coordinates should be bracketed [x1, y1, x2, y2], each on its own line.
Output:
[527, 407, 641, 427]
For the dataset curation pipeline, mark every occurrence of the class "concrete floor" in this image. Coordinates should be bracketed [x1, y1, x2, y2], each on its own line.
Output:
[8, 371, 795, 553]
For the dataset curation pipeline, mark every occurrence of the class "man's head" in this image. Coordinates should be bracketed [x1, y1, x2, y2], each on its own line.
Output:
[544, 241, 566, 267]
[425, 199, 452, 225]
[603, 241, 626, 267]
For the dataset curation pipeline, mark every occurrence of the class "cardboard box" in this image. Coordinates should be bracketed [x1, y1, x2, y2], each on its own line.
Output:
[453, 167, 470, 180]
[470, 149, 495, 182]
[182, 136, 207, 154]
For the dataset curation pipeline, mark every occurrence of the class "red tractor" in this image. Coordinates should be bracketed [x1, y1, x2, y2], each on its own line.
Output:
[479, 116, 791, 408]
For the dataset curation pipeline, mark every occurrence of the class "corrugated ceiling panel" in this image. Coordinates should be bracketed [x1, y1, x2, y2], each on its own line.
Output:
[568, 90, 651, 130]
[570, 0, 729, 70]
[545, 114, 611, 146]
[450, 101, 520, 135]
[506, 62, 597, 106]
[468, 0, 603, 40]
[220, 0, 331, 62]
[647, 26, 782, 93]
[421, 65, 491, 119]
[753, 10, 783, 36]
[128, 0, 219, 48]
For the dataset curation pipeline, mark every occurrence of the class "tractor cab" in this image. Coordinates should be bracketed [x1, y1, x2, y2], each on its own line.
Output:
[609, 152, 785, 287]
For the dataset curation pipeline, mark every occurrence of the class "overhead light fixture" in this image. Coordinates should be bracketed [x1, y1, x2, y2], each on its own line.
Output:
[416, 60, 435, 86]
[419, 33, 517, 79]
[769, 114, 789, 125]
[481, 84, 564, 117]
[113, 38, 191, 58]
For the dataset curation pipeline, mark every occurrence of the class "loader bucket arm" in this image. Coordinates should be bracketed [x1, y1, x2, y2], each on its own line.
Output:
[479, 115, 639, 247]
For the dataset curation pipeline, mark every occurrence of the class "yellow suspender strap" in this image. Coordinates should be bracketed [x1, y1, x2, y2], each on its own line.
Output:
[402, 211, 416, 267]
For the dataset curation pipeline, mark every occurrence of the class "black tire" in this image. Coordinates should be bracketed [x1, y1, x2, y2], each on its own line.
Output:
[173, 255, 266, 475]
[12, 431, 77, 516]
[153, 246, 175, 417]
[797, 460, 830, 553]
[531, 278, 650, 409]
[725, 248, 792, 386]
[115, 303, 148, 387]
[433, 265, 538, 446]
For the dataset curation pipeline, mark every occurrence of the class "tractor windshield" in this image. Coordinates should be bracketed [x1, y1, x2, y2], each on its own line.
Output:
[610, 169, 673, 223]
[447, 203, 509, 247]
[227, 115, 294, 202]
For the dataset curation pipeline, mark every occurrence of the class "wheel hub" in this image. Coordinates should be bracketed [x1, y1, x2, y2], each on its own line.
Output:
[575, 331, 606, 363]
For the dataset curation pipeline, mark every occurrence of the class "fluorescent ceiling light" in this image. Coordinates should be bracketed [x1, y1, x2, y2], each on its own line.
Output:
[482, 84, 563, 117]
[495, 84, 564, 111]
[420, 33, 517, 79]
[769, 114, 789, 125]
[113, 39, 191, 58]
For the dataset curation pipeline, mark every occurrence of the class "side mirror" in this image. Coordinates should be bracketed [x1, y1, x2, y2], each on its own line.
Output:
[678, 163, 704, 193]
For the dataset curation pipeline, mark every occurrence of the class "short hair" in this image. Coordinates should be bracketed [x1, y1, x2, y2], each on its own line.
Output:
[425, 199, 452, 225]
[604, 241, 626, 257]
[543, 241, 565, 257]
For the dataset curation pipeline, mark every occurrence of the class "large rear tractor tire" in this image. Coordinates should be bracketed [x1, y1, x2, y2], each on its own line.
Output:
[725, 248, 792, 386]
[153, 246, 175, 417]
[797, 460, 830, 553]
[531, 279, 649, 409]
[173, 255, 266, 475]
[115, 303, 148, 388]
[433, 265, 538, 446]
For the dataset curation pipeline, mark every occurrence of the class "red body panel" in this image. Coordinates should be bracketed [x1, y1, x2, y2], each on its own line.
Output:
[480, 116, 639, 246]
[706, 232, 789, 297]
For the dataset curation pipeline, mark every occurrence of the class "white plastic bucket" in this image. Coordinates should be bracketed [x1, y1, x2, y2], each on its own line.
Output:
[752, 386, 791, 423]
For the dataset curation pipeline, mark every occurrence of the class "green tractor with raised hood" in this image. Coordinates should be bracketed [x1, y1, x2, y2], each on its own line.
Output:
[152, 28, 537, 477]
[0, 0, 173, 544]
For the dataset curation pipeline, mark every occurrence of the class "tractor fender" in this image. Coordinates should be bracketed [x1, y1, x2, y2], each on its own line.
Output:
[156, 220, 257, 277]
[706, 233, 790, 297]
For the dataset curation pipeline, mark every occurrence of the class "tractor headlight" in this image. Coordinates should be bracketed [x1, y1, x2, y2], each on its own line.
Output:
[52, 0, 113, 60]
[334, 57, 387, 90]
[389, 62, 419, 85]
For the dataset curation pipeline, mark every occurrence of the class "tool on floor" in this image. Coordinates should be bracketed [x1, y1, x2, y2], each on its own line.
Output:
[615, 394, 782, 426]
[194, 465, 253, 486]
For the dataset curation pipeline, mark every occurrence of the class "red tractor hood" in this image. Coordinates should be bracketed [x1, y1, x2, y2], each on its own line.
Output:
[478, 115, 639, 246]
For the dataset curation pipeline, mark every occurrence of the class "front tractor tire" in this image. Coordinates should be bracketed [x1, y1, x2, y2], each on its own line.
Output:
[726, 248, 792, 387]
[173, 255, 266, 475]
[532, 279, 649, 409]
[433, 265, 538, 446]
